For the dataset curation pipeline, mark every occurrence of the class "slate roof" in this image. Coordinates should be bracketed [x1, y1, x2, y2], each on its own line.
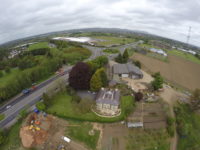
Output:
[96, 88, 120, 106]
[113, 63, 143, 76]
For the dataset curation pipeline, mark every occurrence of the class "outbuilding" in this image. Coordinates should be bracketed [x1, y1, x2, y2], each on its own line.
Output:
[113, 63, 143, 79]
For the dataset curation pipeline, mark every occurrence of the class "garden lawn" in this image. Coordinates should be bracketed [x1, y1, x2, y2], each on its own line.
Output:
[29, 42, 49, 50]
[46, 92, 134, 122]
[168, 49, 200, 64]
[66, 121, 100, 150]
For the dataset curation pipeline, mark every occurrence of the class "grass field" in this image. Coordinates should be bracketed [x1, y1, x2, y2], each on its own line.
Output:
[126, 129, 170, 150]
[66, 121, 100, 150]
[94, 36, 135, 46]
[29, 42, 49, 50]
[175, 104, 200, 150]
[46, 92, 134, 122]
[0, 68, 20, 88]
[168, 49, 200, 64]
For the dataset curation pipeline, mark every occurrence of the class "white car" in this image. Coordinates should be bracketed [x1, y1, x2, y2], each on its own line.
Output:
[6, 105, 11, 109]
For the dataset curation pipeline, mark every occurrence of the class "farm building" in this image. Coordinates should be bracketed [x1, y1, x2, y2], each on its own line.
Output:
[113, 63, 143, 79]
[96, 88, 120, 115]
[149, 48, 167, 56]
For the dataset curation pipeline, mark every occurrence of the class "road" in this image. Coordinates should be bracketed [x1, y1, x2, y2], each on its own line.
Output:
[0, 68, 71, 128]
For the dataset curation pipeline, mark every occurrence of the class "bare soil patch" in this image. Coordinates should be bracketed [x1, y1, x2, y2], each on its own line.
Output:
[132, 53, 200, 90]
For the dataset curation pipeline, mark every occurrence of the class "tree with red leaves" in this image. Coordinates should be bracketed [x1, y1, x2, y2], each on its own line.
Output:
[69, 62, 92, 90]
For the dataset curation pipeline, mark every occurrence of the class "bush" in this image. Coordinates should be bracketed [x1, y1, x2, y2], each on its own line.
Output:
[133, 60, 141, 68]
[134, 92, 143, 101]
[36, 101, 46, 111]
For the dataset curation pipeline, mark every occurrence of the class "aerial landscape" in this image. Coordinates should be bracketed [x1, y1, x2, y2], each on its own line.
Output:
[0, 0, 200, 150]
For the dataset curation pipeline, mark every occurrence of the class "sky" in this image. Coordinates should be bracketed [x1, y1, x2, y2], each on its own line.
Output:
[0, 0, 200, 46]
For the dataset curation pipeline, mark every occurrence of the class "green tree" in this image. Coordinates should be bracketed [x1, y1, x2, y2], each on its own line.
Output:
[123, 49, 129, 62]
[90, 70, 102, 91]
[134, 60, 141, 68]
[115, 53, 123, 63]
[151, 72, 164, 90]
[90, 68, 108, 91]
[99, 68, 108, 87]
[36, 101, 46, 111]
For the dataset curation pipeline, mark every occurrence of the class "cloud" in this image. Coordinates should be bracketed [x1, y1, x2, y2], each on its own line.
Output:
[0, 0, 200, 46]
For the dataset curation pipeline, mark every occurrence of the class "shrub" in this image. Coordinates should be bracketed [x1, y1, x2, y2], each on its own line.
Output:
[36, 101, 46, 111]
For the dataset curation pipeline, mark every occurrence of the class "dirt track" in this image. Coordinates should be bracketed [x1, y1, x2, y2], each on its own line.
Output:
[132, 53, 200, 90]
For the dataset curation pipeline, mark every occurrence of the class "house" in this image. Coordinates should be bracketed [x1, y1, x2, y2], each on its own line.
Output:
[96, 88, 120, 115]
[113, 63, 143, 79]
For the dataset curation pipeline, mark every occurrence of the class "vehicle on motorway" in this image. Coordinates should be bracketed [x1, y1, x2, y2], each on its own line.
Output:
[22, 89, 31, 95]
[6, 105, 11, 109]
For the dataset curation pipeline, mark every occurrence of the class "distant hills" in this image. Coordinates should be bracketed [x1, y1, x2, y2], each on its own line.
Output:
[0, 28, 199, 52]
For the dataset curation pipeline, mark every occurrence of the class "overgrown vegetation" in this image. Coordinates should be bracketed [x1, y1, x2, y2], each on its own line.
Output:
[66, 121, 100, 150]
[175, 103, 200, 150]
[126, 129, 170, 150]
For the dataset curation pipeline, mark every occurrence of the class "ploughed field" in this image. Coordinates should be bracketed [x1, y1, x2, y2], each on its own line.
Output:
[132, 53, 200, 90]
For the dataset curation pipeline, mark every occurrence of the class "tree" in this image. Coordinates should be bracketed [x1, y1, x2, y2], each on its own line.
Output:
[190, 89, 200, 111]
[69, 62, 92, 90]
[90, 68, 108, 91]
[90, 70, 102, 91]
[115, 53, 123, 63]
[134, 60, 141, 68]
[36, 101, 46, 111]
[5, 66, 10, 73]
[42, 93, 51, 106]
[151, 72, 164, 90]
[123, 49, 129, 62]
[134, 92, 143, 101]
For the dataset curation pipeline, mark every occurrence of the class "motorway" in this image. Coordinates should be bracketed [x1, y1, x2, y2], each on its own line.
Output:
[0, 42, 138, 128]
[0, 68, 71, 128]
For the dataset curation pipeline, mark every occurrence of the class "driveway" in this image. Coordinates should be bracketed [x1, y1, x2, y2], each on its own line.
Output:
[122, 70, 153, 92]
